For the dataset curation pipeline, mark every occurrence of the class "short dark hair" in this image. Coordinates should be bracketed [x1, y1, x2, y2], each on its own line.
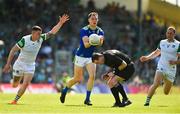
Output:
[88, 12, 98, 19]
[101, 73, 109, 80]
[92, 53, 102, 62]
[32, 26, 42, 31]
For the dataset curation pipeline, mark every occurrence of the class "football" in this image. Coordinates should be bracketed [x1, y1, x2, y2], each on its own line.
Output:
[89, 34, 101, 46]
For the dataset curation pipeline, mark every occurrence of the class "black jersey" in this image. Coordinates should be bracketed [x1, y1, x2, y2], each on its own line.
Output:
[103, 50, 131, 69]
[102, 50, 134, 81]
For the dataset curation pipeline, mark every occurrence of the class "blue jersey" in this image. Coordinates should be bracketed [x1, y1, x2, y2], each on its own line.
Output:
[76, 25, 104, 57]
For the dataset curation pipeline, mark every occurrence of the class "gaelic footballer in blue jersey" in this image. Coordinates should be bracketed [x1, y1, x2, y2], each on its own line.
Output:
[140, 26, 180, 106]
[60, 12, 104, 106]
[3, 14, 69, 104]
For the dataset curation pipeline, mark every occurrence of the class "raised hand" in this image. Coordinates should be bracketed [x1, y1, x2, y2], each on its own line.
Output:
[59, 14, 69, 25]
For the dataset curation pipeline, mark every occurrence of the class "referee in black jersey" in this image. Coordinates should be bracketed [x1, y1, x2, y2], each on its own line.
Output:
[92, 50, 135, 107]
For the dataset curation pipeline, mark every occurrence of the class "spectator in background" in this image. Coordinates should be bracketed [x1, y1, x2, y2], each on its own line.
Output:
[87, 0, 95, 11]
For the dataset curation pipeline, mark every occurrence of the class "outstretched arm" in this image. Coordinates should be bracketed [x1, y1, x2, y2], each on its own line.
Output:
[140, 49, 161, 62]
[47, 14, 69, 38]
[3, 45, 20, 73]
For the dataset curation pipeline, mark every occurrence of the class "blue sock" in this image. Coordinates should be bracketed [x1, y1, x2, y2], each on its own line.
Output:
[85, 91, 91, 102]
[62, 87, 69, 94]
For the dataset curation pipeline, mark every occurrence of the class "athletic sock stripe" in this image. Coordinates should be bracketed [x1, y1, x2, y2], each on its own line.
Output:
[15, 95, 20, 101]
[145, 97, 151, 103]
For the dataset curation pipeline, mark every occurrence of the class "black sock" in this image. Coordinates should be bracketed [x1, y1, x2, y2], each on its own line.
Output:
[110, 87, 121, 104]
[145, 96, 151, 104]
[116, 83, 128, 101]
[14, 95, 20, 102]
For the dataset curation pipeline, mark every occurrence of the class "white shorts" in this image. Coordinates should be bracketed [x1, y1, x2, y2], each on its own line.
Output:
[13, 61, 35, 77]
[156, 66, 176, 82]
[74, 55, 92, 67]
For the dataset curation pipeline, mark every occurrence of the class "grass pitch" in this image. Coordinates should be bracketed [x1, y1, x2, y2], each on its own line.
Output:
[0, 93, 180, 114]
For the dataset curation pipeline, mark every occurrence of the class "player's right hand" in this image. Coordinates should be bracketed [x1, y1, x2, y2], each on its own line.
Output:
[140, 56, 148, 62]
[99, 36, 104, 46]
[2, 64, 11, 73]
[59, 14, 69, 25]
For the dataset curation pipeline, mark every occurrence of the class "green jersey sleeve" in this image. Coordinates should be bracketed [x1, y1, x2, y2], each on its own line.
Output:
[41, 34, 47, 41]
[16, 38, 25, 48]
[157, 42, 161, 50]
[177, 44, 180, 53]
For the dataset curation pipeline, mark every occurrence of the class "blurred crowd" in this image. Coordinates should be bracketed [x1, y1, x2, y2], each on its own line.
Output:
[0, 0, 180, 85]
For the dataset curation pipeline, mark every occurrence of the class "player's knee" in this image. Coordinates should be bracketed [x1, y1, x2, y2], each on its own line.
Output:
[152, 82, 160, 88]
[108, 83, 114, 88]
[74, 78, 82, 83]
[88, 75, 95, 81]
[108, 85, 113, 88]
[22, 82, 30, 88]
[108, 80, 117, 88]
[12, 83, 18, 88]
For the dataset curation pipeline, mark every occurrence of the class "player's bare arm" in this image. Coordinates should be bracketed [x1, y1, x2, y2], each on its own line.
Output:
[3, 45, 20, 73]
[47, 14, 69, 38]
[140, 49, 161, 62]
[83, 36, 91, 48]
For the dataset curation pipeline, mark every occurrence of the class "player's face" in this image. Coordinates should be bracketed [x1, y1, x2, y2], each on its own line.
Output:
[32, 30, 42, 40]
[166, 28, 175, 40]
[88, 15, 98, 27]
[94, 60, 101, 64]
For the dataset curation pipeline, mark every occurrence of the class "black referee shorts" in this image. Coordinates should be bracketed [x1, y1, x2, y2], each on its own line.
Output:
[114, 62, 135, 81]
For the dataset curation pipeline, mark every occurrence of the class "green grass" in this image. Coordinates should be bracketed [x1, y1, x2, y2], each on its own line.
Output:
[0, 93, 180, 114]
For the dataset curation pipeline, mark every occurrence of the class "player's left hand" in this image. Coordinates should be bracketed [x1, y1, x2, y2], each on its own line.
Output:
[140, 56, 148, 62]
[59, 14, 70, 25]
[101, 73, 109, 81]
[99, 36, 104, 44]
[96, 36, 104, 47]
[2, 64, 12, 73]
[102, 71, 114, 81]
